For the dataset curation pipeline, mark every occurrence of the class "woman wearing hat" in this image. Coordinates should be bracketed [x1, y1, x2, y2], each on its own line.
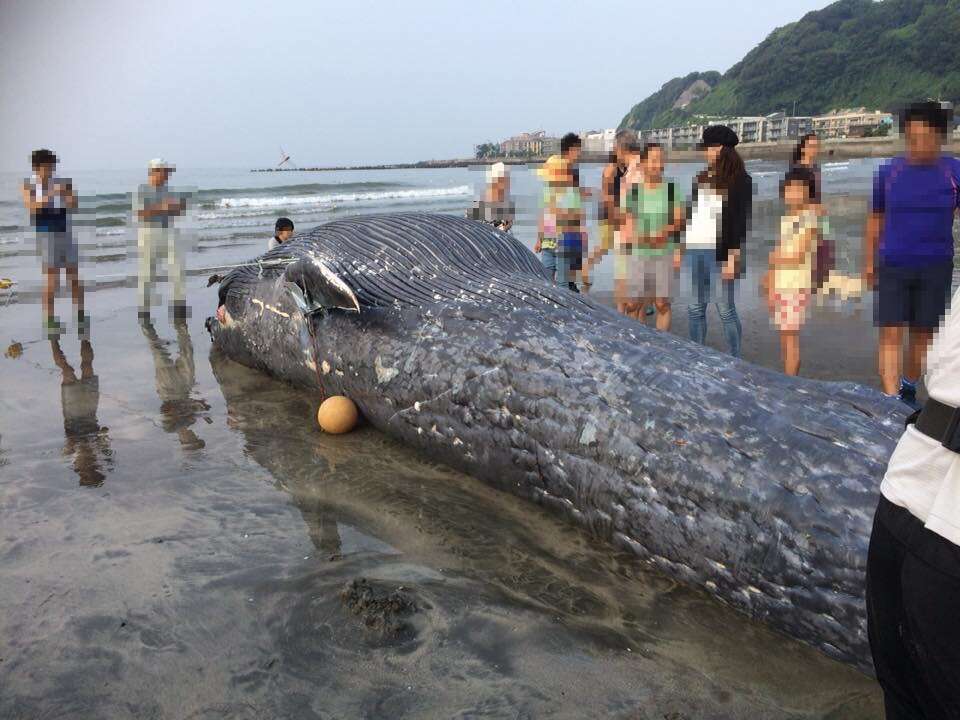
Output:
[682, 125, 753, 357]
[467, 161, 515, 233]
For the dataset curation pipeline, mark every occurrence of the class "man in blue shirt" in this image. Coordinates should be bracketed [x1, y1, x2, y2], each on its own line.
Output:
[865, 101, 960, 406]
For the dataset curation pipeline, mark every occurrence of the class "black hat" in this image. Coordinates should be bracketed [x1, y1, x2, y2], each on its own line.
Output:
[700, 125, 739, 148]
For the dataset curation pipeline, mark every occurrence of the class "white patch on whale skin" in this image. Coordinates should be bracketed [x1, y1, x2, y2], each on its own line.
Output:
[579, 421, 599, 446]
[321, 360, 331, 374]
[375, 355, 399, 384]
[305, 359, 317, 371]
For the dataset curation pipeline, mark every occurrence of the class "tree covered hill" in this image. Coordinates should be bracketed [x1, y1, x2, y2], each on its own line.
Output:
[620, 0, 960, 131]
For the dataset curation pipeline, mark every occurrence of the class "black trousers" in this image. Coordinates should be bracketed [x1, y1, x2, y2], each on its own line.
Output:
[866, 496, 960, 719]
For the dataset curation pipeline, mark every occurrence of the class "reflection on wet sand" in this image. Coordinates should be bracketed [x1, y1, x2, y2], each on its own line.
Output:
[209, 348, 882, 719]
[140, 318, 211, 450]
[50, 338, 112, 487]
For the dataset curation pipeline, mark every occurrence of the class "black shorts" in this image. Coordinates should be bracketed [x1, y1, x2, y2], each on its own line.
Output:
[875, 260, 954, 329]
[866, 496, 960, 720]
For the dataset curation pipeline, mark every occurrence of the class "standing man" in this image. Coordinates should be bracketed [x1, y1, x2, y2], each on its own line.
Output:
[865, 101, 960, 407]
[135, 158, 187, 320]
[21, 149, 87, 338]
[268, 217, 295, 251]
[866, 281, 960, 719]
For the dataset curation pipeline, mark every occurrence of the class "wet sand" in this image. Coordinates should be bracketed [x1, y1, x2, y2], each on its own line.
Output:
[0, 230, 890, 718]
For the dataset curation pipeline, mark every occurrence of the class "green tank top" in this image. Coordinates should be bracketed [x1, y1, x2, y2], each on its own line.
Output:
[625, 181, 675, 257]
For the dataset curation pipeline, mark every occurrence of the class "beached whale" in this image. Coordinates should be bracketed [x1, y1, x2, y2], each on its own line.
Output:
[208, 212, 904, 672]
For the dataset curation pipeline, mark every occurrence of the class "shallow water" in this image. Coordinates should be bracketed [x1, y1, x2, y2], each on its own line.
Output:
[0, 275, 885, 719]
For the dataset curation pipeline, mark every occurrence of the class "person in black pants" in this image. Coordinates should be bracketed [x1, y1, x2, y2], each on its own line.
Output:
[866, 283, 960, 719]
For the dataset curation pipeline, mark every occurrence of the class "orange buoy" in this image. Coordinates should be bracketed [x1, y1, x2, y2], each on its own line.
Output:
[317, 395, 359, 434]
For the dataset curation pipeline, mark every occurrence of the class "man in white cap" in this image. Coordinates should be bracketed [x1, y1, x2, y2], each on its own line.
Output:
[466, 161, 514, 233]
[134, 158, 187, 320]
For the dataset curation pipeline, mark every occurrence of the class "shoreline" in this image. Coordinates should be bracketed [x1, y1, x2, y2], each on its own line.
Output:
[250, 137, 960, 172]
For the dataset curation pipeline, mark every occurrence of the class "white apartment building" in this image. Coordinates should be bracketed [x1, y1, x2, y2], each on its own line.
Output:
[812, 109, 893, 139]
[637, 109, 888, 148]
[582, 129, 616, 154]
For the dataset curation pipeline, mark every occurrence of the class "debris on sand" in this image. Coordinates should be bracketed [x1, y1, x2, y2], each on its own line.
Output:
[339, 578, 418, 641]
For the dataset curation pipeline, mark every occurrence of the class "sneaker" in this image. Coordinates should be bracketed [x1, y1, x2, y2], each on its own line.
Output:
[898, 378, 921, 411]
[645, 305, 655, 317]
[77, 311, 91, 340]
[567, 282, 580, 293]
[43, 316, 64, 339]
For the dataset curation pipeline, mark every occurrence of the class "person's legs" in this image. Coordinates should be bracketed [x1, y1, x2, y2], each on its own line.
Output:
[779, 330, 800, 375]
[137, 226, 157, 313]
[540, 248, 556, 282]
[43, 266, 58, 320]
[866, 501, 924, 720]
[899, 542, 960, 719]
[66, 266, 84, 315]
[653, 254, 673, 332]
[556, 251, 571, 288]
[878, 325, 904, 396]
[166, 228, 186, 313]
[902, 259, 954, 398]
[687, 250, 709, 345]
[874, 262, 913, 396]
[717, 278, 742, 358]
[905, 327, 934, 382]
[654, 298, 671, 331]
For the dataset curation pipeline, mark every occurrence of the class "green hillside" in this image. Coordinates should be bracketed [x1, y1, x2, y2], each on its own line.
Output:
[620, 0, 960, 131]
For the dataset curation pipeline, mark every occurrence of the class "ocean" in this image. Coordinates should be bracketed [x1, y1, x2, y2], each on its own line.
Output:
[0, 158, 883, 298]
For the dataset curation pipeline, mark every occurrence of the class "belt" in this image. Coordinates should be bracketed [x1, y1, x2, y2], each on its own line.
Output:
[908, 397, 960, 453]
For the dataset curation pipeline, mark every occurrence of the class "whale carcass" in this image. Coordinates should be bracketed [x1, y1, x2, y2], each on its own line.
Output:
[208, 212, 905, 671]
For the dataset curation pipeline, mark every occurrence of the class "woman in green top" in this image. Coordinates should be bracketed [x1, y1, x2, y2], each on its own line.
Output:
[619, 143, 685, 330]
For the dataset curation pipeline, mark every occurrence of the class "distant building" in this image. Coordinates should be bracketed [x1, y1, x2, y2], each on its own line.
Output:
[762, 112, 813, 143]
[812, 109, 893, 139]
[582, 129, 616, 154]
[642, 123, 709, 149]
[637, 109, 890, 148]
[499, 130, 560, 157]
[726, 116, 767, 144]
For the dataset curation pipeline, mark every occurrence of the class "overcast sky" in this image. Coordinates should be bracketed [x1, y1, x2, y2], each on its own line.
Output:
[0, 0, 833, 171]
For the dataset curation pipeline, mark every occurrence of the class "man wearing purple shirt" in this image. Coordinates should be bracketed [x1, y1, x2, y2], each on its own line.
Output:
[865, 101, 960, 407]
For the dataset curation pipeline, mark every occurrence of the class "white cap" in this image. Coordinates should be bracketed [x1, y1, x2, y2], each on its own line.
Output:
[488, 161, 507, 181]
[148, 158, 173, 171]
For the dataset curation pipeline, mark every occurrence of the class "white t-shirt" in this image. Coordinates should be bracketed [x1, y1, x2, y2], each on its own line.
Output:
[683, 187, 723, 250]
[881, 286, 960, 546]
[268, 236, 279, 251]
